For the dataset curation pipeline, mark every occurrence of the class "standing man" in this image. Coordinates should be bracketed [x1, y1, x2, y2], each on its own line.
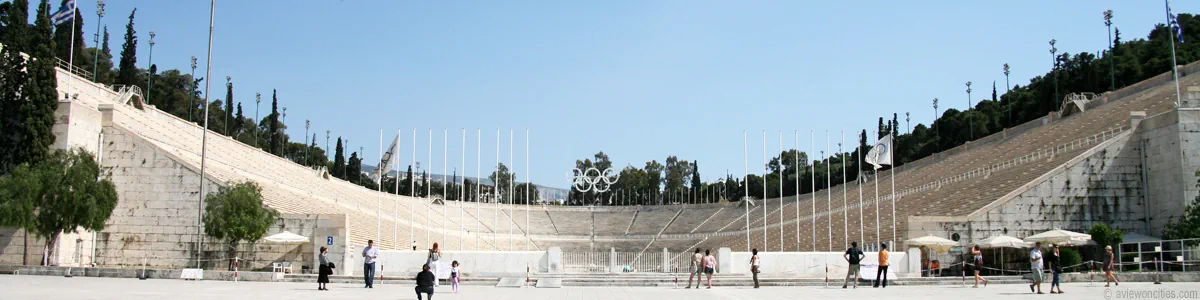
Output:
[873, 243, 889, 288]
[363, 240, 379, 288]
[686, 248, 704, 289]
[1029, 242, 1044, 294]
[843, 241, 864, 288]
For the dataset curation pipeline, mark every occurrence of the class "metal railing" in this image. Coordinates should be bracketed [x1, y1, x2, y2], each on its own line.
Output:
[1118, 238, 1200, 272]
[56, 57, 93, 80]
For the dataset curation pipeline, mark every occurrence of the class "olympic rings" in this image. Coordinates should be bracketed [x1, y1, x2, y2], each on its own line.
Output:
[568, 167, 620, 192]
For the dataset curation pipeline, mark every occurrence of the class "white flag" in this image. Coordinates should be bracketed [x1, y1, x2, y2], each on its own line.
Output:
[865, 134, 893, 170]
[369, 134, 401, 183]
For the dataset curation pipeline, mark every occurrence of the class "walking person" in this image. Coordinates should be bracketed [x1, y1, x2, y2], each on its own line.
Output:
[317, 247, 332, 291]
[412, 240, 418, 251]
[750, 248, 761, 288]
[703, 249, 716, 289]
[362, 240, 379, 288]
[843, 242, 864, 288]
[1104, 245, 1120, 287]
[427, 242, 443, 287]
[686, 249, 703, 289]
[415, 264, 436, 300]
[1049, 244, 1064, 294]
[1029, 242, 1044, 294]
[972, 245, 988, 287]
[873, 243, 889, 288]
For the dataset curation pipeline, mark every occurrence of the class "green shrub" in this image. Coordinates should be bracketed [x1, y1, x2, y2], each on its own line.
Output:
[1058, 248, 1082, 271]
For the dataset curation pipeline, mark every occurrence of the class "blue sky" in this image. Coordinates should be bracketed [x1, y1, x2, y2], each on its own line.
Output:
[70, 1, 1197, 188]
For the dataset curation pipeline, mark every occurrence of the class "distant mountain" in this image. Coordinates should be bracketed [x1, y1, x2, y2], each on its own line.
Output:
[360, 164, 569, 201]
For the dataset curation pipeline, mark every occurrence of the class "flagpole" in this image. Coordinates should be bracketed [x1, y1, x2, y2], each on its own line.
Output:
[858, 131, 864, 245]
[494, 129, 499, 248]
[509, 129, 514, 251]
[777, 130, 783, 251]
[762, 130, 767, 251]
[525, 128, 530, 251]
[411, 128, 416, 245]
[378, 129, 382, 243]
[66, 1, 76, 100]
[1167, 0, 1183, 107]
[195, 0, 215, 268]
[476, 128, 481, 250]
[890, 133, 897, 246]
[842, 130, 847, 248]
[427, 128, 432, 242]
[810, 130, 816, 252]
[826, 130, 832, 251]
[394, 129, 401, 250]
[743, 130, 749, 251]
[460, 128, 466, 250]
[794, 130, 800, 252]
[874, 131, 880, 248]
[443, 128, 448, 248]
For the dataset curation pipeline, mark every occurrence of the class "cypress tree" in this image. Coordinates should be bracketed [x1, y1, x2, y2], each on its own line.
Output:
[0, 0, 30, 51]
[17, 0, 59, 168]
[268, 89, 280, 155]
[347, 152, 360, 184]
[233, 102, 244, 136]
[116, 8, 136, 86]
[332, 137, 345, 179]
[224, 80, 233, 136]
[406, 165, 414, 196]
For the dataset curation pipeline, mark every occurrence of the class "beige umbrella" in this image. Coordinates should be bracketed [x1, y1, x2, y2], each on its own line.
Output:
[1024, 229, 1091, 246]
[906, 235, 958, 277]
[976, 235, 1027, 274]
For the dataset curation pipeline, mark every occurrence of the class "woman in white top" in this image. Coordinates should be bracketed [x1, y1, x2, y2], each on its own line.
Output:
[427, 243, 443, 287]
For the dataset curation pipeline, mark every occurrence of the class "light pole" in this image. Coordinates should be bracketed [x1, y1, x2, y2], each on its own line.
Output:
[966, 81, 973, 140]
[92, 0, 104, 82]
[254, 93, 261, 148]
[304, 119, 310, 166]
[195, 0, 215, 269]
[146, 31, 155, 105]
[1050, 39, 1058, 109]
[189, 56, 197, 122]
[224, 76, 231, 135]
[933, 98, 939, 152]
[1105, 10, 1115, 91]
[905, 112, 910, 134]
[1004, 63, 1011, 126]
[282, 107, 288, 158]
[325, 130, 330, 161]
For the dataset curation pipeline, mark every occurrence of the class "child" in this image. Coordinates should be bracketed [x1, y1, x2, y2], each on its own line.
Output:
[451, 260, 461, 293]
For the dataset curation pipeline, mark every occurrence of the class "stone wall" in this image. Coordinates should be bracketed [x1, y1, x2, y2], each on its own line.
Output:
[0, 229, 47, 265]
[1144, 108, 1200, 232]
[908, 130, 1147, 263]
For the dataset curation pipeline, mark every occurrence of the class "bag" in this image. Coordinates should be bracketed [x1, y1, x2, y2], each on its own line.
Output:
[328, 262, 336, 269]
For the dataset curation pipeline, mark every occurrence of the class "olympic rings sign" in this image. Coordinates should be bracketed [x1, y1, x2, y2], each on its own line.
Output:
[568, 167, 620, 192]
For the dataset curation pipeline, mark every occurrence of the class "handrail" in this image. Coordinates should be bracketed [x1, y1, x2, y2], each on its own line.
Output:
[56, 57, 93, 80]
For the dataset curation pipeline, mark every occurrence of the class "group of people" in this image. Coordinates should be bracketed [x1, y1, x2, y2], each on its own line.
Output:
[840, 242, 890, 288]
[969, 242, 1120, 294]
[315, 240, 461, 300]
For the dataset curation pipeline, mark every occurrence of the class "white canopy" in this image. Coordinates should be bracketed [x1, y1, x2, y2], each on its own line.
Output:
[905, 235, 958, 252]
[1024, 229, 1091, 246]
[263, 231, 309, 243]
[976, 235, 1027, 249]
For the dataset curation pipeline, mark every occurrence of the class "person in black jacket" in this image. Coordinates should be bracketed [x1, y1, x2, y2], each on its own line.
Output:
[317, 247, 332, 291]
[416, 264, 436, 300]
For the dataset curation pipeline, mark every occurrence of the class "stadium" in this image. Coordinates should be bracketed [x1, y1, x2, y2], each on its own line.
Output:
[3, 1, 1200, 293]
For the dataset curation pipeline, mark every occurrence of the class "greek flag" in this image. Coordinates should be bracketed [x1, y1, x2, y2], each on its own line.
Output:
[51, 0, 75, 26]
[1168, 2, 1185, 43]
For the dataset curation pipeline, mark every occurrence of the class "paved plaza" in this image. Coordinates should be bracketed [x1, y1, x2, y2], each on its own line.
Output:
[4, 275, 1200, 300]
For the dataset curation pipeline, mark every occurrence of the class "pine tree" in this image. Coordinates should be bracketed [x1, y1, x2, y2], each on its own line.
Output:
[115, 8, 136, 86]
[268, 89, 280, 155]
[52, 0, 83, 65]
[332, 137, 345, 179]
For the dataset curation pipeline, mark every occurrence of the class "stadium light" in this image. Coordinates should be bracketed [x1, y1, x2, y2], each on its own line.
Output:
[254, 93, 261, 147]
[1003, 63, 1010, 126]
[932, 98, 939, 152]
[1105, 10, 1115, 92]
[966, 81, 973, 140]
[147, 31, 156, 106]
[1050, 39, 1058, 108]
[189, 56, 197, 122]
[92, 0, 105, 82]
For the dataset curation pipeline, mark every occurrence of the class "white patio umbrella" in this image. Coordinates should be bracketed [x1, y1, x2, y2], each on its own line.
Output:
[263, 231, 309, 243]
[906, 235, 958, 276]
[1024, 229, 1091, 246]
[976, 235, 1027, 274]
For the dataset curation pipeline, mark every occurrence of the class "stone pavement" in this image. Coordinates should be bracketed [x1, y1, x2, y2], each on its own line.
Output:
[4, 274, 1200, 300]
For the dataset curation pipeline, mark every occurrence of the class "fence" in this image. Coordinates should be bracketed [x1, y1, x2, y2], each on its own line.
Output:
[562, 250, 700, 273]
[1119, 238, 1200, 272]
